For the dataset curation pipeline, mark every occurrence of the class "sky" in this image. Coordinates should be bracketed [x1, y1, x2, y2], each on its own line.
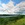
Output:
[1, 0, 25, 5]
[0, 0, 25, 14]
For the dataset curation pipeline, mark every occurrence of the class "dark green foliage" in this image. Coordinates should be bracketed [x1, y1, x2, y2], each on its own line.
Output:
[0, 15, 25, 25]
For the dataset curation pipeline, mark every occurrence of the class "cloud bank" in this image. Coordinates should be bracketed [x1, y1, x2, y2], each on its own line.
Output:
[0, 0, 25, 14]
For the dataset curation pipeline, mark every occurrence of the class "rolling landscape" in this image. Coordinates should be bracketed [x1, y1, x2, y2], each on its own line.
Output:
[0, 15, 25, 25]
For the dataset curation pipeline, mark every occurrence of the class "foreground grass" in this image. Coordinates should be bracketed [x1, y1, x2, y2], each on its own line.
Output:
[15, 18, 25, 25]
[0, 15, 25, 25]
[6, 18, 25, 25]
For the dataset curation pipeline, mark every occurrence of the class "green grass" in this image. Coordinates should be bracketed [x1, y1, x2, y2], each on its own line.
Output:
[0, 15, 25, 25]
[6, 17, 25, 25]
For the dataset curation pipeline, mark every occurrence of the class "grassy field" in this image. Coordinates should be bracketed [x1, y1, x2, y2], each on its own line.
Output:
[6, 17, 25, 25]
[0, 15, 25, 25]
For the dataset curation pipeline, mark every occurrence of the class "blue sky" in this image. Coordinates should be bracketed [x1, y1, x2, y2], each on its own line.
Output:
[1, 0, 25, 5]
[1, 0, 10, 4]
[0, 0, 25, 14]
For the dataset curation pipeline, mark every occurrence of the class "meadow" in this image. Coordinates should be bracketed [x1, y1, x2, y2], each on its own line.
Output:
[0, 15, 25, 25]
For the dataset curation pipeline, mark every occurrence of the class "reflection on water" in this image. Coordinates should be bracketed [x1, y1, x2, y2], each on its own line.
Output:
[0, 14, 17, 18]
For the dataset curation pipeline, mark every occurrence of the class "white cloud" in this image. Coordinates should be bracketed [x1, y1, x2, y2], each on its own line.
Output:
[16, 1, 25, 14]
[0, 0, 25, 14]
[16, 1, 25, 11]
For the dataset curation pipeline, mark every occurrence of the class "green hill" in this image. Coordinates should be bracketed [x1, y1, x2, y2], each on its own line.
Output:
[0, 15, 25, 25]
